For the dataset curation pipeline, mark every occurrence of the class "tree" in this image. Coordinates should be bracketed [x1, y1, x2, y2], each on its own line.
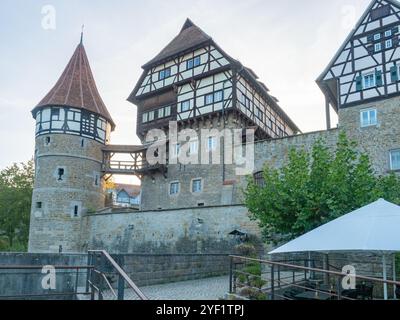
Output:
[0, 160, 34, 251]
[244, 132, 400, 244]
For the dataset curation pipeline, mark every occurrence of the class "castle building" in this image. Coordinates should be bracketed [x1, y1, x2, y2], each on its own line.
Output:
[28, 38, 115, 252]
[128, 19, 300, 211]
[29, 0, 400, 254]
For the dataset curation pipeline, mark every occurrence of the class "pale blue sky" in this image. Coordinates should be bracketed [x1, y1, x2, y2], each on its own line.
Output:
[0, 0, 372, 183]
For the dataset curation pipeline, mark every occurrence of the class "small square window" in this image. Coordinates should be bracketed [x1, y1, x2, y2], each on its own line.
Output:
[181, 101, 191, 112]
[205, 93, 214, 105]
[36, 202, 42, 209]
[51, 108, 60, 121]
[386, 39, 393, 49]
[385, 30, 392, 38]
[363, 73, 376, 89]
[390, 150, 400, 171]
[375, 43, 382, 52]
[45, 137, 51, 145]
[192, 179, 202, 193]
[214, 90, 223, 103]
[360, 109, 377, 127]
[142, 113, 148, 123]
[374, 33, 381, 41]
[170, 182, 180, 195]
[159, 68, 171, 80]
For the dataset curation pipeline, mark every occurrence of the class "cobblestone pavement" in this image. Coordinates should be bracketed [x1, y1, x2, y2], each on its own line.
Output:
[126, 276, 229, 300]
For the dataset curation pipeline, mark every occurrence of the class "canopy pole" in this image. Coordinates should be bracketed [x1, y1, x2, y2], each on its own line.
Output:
[394, 254, 397, 300]
[383, 254, 388, 300]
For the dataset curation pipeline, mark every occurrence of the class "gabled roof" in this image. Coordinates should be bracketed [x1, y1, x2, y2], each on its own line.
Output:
[33, 40, 115, 129]
[142, 18, 212, 69]
[114, 184, 141, 197]
[316, 0, 400, 109]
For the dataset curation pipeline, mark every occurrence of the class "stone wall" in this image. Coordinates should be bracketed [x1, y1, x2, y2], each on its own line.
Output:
[81, 205, 260, 254]
[0, 253, 87, 299]
[117, 254, 230, 287]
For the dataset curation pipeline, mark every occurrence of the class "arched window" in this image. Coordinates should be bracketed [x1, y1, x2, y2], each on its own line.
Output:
[253, 171, 265, 188]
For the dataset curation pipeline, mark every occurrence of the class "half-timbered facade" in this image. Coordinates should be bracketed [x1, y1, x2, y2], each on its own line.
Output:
[318, 0, 400, 118]
[129, 19, 300, 142]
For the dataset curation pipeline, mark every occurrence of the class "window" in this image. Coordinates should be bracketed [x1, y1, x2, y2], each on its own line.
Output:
[74, 205, 79, 217]
[81, 139, 85, 148]
[386, 39, 393, 49]
[148, 111, 155, 122]
[374, 33, 381, 41]
[173, 143, 181, 156]
[170, 182, 180, 195]
[375, 42, 382, 52]
[36, 202, 42, 209]
[207, 137, 217, 151]
[385, 30, 392, 38]
[363, 73, 376, 89]
[253, 171, 265, 188]
[57, 168, 65, 181]
[158, 108, 164, 119]
[189, 140, 198, 154]
[390, 150, 400, 171]
[361, 109, 377, 127]
[51, 108, 60, 121]
[192, 179, 202, 193]
[181, 100, 191, 112]
[159, 68, 171, 80]
[214, 90, 223, 103]
[142, 113, 148, 123]
[205, 93, 214, 105]
[45, 137, 51, 145]
[94, 174, 99, 186]
[187, 56, 201, 69]
[164, 106, 171, 117]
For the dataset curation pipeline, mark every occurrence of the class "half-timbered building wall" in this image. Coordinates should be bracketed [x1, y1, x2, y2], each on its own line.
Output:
[135, 45, 230, 97]
[321, 0, 400, 108]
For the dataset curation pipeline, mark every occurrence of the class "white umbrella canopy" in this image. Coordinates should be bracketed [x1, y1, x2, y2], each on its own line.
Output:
[269, 199, 400, 255]
[269, 199, 400, 300]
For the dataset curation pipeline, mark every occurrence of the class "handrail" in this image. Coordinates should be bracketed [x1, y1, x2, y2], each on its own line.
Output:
[88, 250, 148, 300]
[0, 265, 93, 270]
[230, 255, 400, 287]
[92, 269, 117, 299]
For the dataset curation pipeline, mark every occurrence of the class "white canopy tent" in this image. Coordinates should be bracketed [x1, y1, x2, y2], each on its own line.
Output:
[269, 199, 400, 300]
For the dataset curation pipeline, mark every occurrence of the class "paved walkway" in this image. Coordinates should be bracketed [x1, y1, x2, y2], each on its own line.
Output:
[126, 276, 229, 300]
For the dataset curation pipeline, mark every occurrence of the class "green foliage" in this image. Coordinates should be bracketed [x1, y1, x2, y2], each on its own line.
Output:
[0, 160, 34, 251]
[245, 132, 400, 244]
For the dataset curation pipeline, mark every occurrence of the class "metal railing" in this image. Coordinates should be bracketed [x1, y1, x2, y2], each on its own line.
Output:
[87, 250, 148, 300]
[0, 265, 93, 300]
[229, 255, 400, 301]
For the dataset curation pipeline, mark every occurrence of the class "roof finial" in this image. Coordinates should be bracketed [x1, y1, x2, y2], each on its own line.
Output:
[80, 24, 85, 44]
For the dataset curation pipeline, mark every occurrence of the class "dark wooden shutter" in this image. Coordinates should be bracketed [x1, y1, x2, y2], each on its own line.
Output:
[367, 34, 374, 42]
[356, 76, 363, 91]
[391, 66, 398, 82]
[376, 70, 383, 86]
[367, 46, 374, 54]
[392, 26, 399, 34]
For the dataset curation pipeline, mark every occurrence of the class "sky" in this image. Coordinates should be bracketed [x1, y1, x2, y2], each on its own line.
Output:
[0, 0, 372, 184]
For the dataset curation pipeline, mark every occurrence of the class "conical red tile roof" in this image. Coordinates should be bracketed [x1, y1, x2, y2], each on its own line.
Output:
[33, 42, 115, 129]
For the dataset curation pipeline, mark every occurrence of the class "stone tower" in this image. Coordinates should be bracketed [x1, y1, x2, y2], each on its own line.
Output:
[28, 39, 115, 253]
